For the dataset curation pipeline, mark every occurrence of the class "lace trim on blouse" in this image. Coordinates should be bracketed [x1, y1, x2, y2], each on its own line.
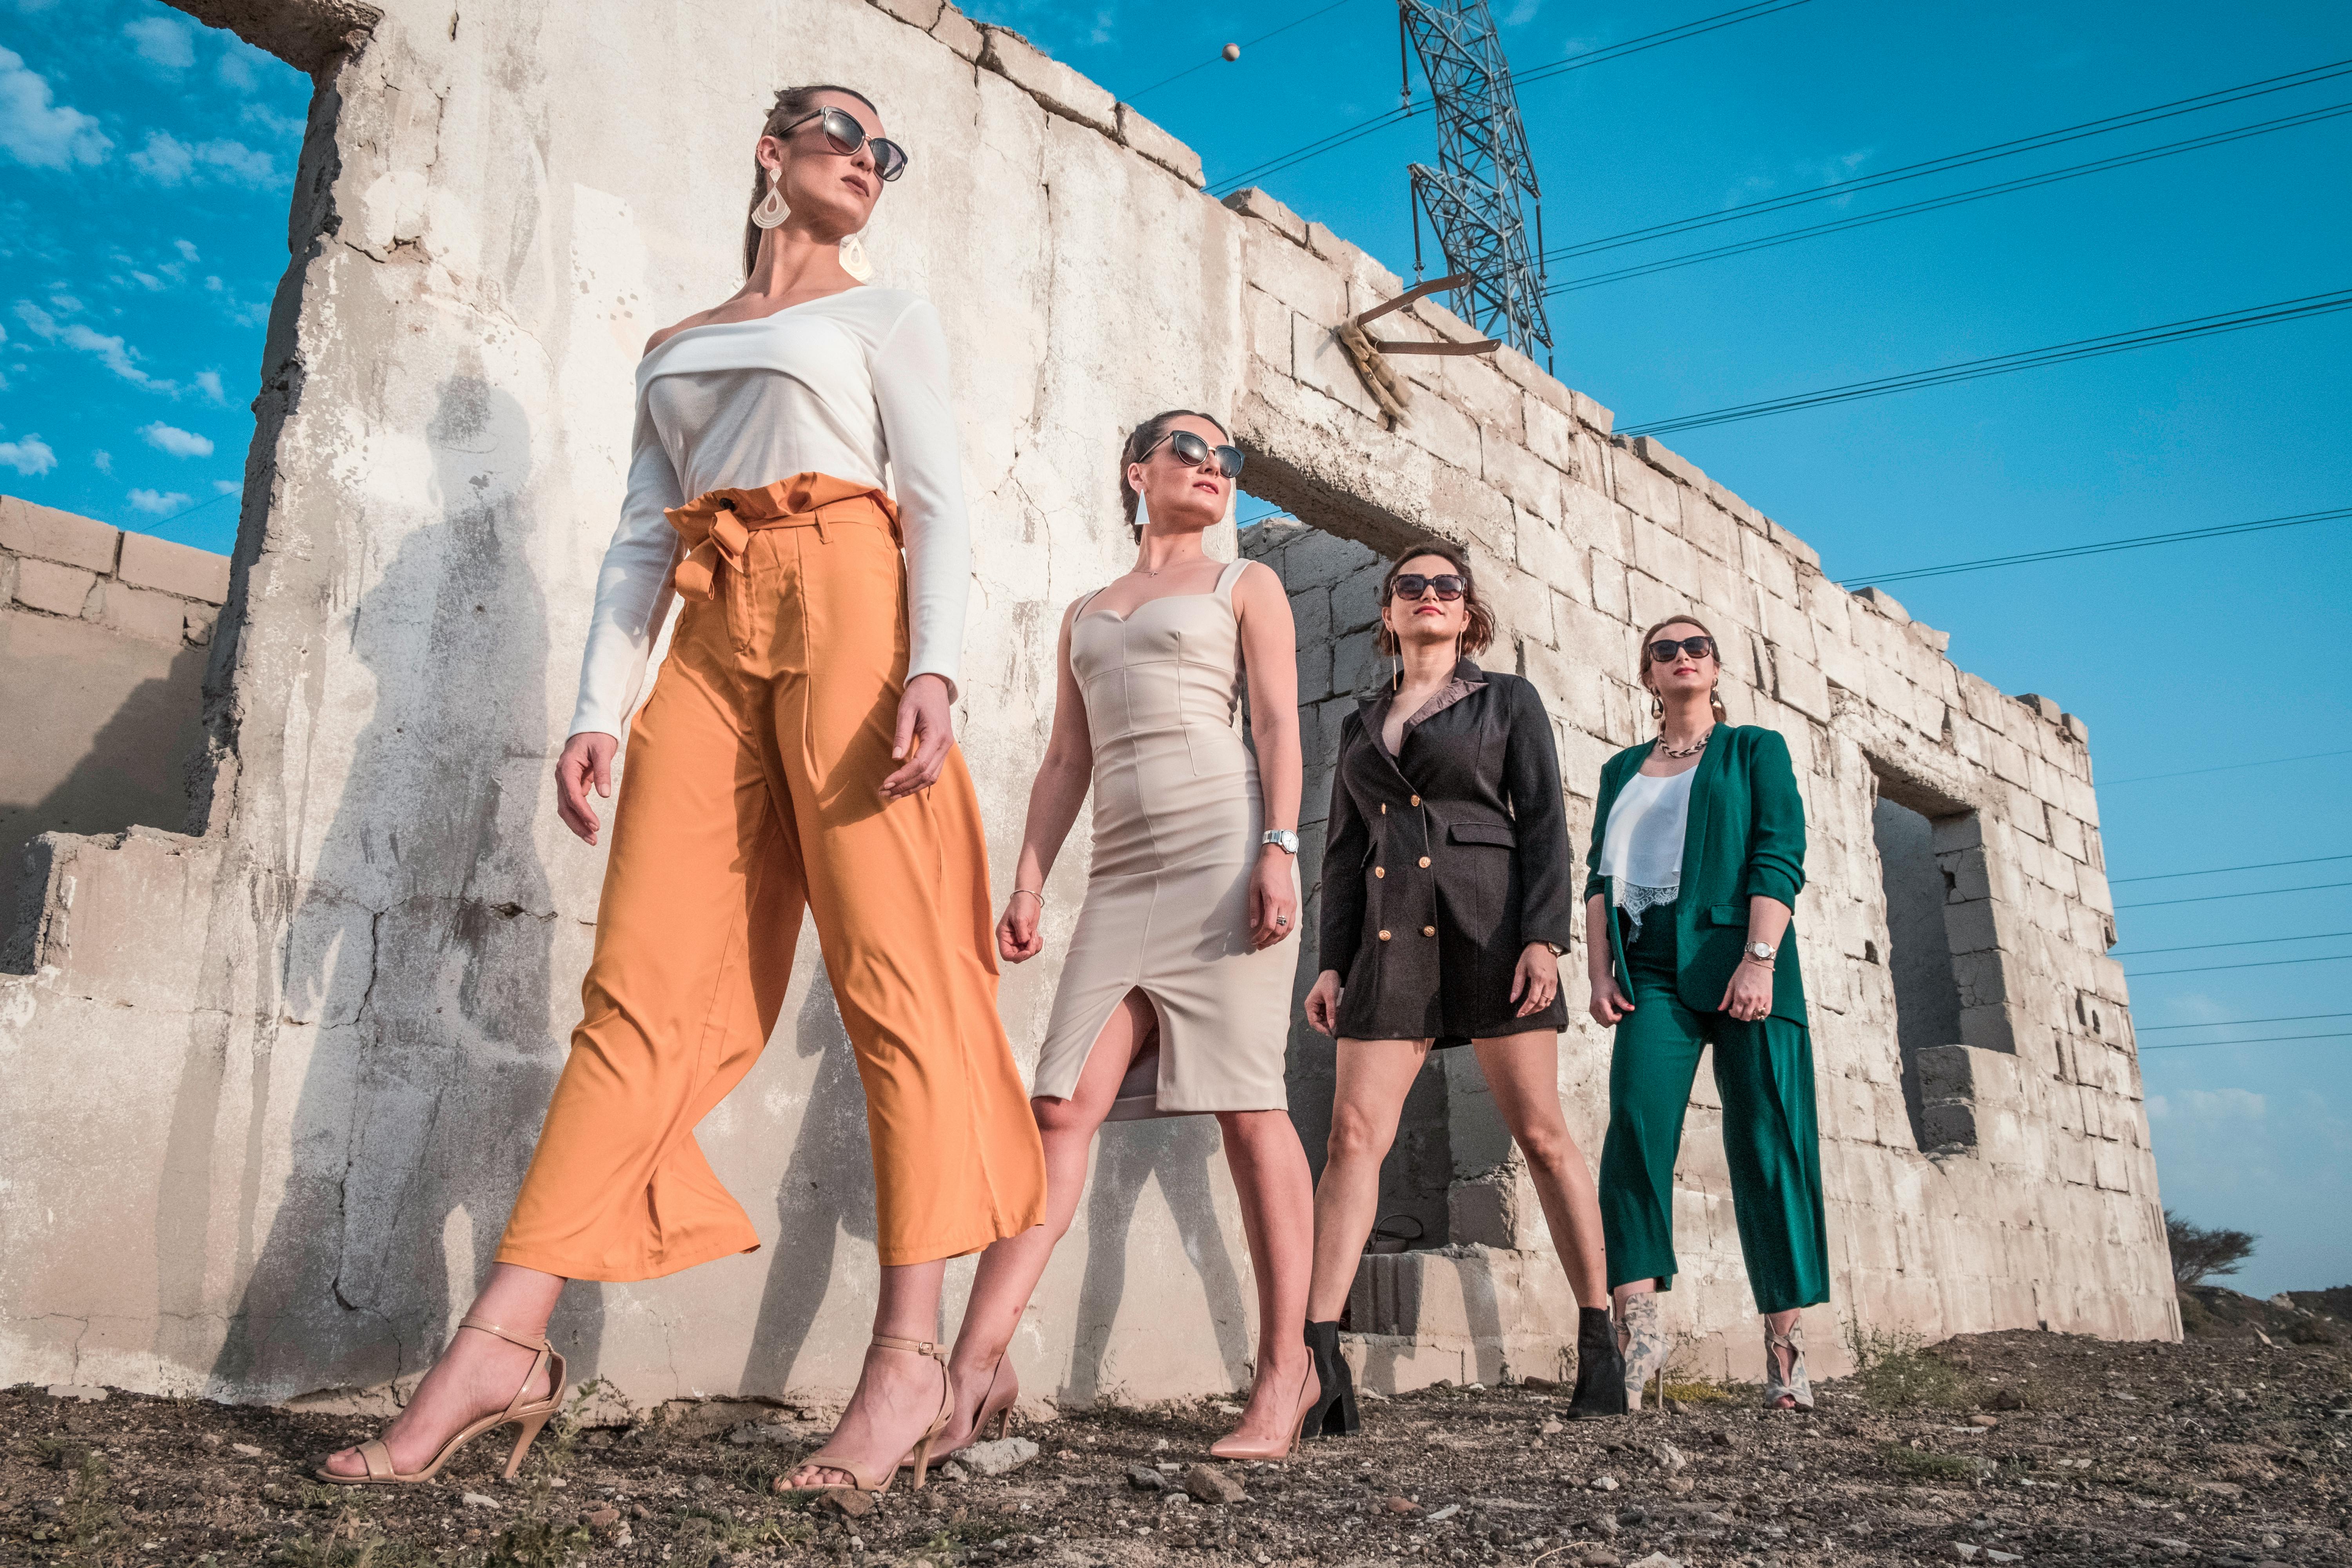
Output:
[1615, 881, 1679, 937]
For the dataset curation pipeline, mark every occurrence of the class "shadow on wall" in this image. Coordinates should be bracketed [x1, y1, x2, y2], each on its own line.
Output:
[0, 630, 208, 938]
[209, 371, 604, 1397]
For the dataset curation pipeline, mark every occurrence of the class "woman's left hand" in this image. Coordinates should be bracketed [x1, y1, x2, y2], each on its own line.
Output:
[1248, 847, 1298, 950]
[1718, 957, 1774, 1022]
[1510, 942, 1559, 1017]
[881, 673, 954, 800]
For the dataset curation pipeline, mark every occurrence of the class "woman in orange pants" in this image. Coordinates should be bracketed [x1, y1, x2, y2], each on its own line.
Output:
[318, 85, 1046, 1496]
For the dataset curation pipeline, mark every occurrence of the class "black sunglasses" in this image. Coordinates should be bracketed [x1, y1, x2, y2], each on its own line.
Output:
[1647, 635, 1717, 663]
[1144, 428, 1245, 479]
[1391, 572, 1466, 602]
[777, 105, 909, 183]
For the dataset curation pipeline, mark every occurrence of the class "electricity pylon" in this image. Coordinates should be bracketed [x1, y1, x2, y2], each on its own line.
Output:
[1398, 0, 1551, 363]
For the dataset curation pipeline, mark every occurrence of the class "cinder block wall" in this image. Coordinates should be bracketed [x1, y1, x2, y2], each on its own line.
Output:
[0, 495, 228, 927]
[0, 0, 2171, 1413]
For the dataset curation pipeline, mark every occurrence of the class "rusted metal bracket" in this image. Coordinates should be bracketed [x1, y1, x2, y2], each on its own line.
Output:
[1336, 273, 1501, 428]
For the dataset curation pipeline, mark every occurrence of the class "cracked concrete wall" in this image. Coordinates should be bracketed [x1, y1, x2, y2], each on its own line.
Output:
[0, 0, 2171, 1412]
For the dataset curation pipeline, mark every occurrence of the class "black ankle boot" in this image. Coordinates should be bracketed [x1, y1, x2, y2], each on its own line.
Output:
[1301, 1321, 1361, 1437]
[1566, 1305, 1627, 1419]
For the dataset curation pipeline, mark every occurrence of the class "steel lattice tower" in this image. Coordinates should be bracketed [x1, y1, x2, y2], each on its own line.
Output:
[1398, 0, 1550, 361]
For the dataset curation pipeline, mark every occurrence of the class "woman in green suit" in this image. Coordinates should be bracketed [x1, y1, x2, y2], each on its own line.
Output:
[1584, 614, 1828, 1411]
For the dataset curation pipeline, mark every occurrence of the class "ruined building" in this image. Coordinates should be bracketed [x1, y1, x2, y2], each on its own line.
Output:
[0, 0, 2174, 1412]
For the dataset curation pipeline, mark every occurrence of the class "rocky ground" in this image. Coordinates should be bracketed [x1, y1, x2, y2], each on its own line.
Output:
[5, 1304, 2348, 1568]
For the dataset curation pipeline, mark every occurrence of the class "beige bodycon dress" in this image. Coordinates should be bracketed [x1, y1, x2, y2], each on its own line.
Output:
[1029, 559, 1299, 1119]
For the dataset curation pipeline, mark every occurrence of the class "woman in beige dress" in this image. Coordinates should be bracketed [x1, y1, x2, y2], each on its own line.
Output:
[936, 409, 1326, 1459]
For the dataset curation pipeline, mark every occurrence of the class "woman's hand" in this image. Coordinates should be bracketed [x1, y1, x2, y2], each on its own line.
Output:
[1587, 963, 1635, 1026]
[1717, 956, 1774, 1022]
[882, 673, 954, 800]
[1510, 942, 1560, 1017]
[996, 889, 1045, 964]
[1305, 969, 1343, 1037]
[555, 731, 620, 845]
[1248, 846, 1299, 950]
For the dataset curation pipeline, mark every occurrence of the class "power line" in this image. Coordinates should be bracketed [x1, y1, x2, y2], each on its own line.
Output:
[1210, 0, 1812, 195]
[1126, 0, 1365, 104]
[1540, 59, 2352, 265]
[2141, 1030, 2351, 1052]
[2115, 878, 2352, 911]
[2103, 745, 2352, 786]
[2112, 852, 2352, 884]
[2137, 1009, 2352, 1033]
[2112, 929, 2352, 958]
[2126, 951, 2352, 978]
[1618, 289, 2352, 437]
[1543, 103, 2352, 297]
[1836, 506, 2351, 590]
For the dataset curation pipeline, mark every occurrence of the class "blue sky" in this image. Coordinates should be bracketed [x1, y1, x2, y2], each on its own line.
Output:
[4, 1, 2346, 1293]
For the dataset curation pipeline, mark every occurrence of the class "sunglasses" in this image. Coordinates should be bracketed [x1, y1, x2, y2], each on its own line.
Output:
[777, 105, 909, 183]
[1647, 635, 1717, 663]
[1390, 573, 1466, 602]
[1144, 428, 1245, 479]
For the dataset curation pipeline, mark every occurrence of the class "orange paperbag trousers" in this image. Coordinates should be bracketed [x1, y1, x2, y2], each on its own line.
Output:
[498, 474, 1047, 1279]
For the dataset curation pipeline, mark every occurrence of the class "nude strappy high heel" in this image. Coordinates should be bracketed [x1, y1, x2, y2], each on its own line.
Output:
[802, 1336, 956, 1495]
[1207, 1356, 1322, 1463]
[314, 1317, 566, 1486]
[906, 1353, 1016, 1470]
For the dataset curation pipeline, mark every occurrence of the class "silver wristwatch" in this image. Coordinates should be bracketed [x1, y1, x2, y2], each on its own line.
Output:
[1746, 940, 1775, 962]
[1262, 829, 1300, 855]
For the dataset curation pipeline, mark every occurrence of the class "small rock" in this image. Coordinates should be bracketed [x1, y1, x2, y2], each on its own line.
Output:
[1185, 1464, 1246, 1505]
[1616, 1506, 1648, 1527]
[1651, 1441, 1687, 1472]
[938, 1460, 969, 1483]
[461, 1492, 500, 1509]
[1384, 1496, 1421, 1515]
[690, 1475, 714, 1493]
[961, 1437, 1039, 1477]
[1968, 1414, 1998, 1429]
[1212, 1401, 1244, 1416]
[1541, 1420, 1564, 1436]
[1576, 1552, 1621, 1568]
[1590, 1473, 1620, 1491]
[45, 1385, 108, 1402]
[1951, 1546, 1979, 1563]
[1666, 1477, 1694, 1494]
[1987, 1388, 2026, 1411]
[817, 1490, 877, 1518]
[1626, 1553, 1682, 1568]
[1424, 1504, 1461, 1523]
[582, 1505, 621, 1530]
[1985, 1553, 2022, 1565]
[231, 1444, 265, 1459]
[1128, 1465, 1168, 1491]
[630, 1503, 650, 1519]
[1593, 1514, 1621, 1537]
[2194, 1480, 2243, 1498]
[200, 1435, 223, 1448]
[1708, 1431, 1733, 1448]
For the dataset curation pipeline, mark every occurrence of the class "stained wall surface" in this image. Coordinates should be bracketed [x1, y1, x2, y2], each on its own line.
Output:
[0, 0, 2173, 1413]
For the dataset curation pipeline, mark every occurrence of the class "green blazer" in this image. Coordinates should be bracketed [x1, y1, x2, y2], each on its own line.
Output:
[1583, 724, 1809, 1026]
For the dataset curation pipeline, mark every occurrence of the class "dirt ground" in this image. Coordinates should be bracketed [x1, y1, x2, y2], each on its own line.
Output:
[6, 1305, 2348, 1568]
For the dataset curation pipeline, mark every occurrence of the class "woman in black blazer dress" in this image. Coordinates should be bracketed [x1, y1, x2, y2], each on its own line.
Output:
[1301, 541, 1625, 1424]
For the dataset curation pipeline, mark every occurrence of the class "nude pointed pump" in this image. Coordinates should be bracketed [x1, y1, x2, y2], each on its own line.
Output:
[313, 1317, 567, 1486]
[800, 1336, 956, 1495]
[1208, 1357, 1323, 1463]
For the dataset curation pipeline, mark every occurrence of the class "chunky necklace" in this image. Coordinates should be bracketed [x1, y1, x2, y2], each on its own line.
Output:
[1654, 731, 1710, 759]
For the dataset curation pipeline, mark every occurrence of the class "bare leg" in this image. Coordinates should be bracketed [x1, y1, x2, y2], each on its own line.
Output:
[784, 1257, 951, 1488]
[1212, 1107, 1317, 1446]
[1305, 1038, 1432, 1322]
[938, 993, 1152, 1450]
[319, 1263, 565, 1479]
[1472, 1031, 1608, 1308]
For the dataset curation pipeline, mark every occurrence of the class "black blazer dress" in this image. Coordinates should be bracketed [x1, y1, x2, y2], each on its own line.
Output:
[1316, 659, 1577, 1045]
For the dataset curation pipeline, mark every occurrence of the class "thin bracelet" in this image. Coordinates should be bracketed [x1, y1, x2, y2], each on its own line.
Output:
[1009, 887, 1045, 907]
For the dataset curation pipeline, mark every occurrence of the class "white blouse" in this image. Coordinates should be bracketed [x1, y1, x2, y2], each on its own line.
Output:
[1598, 767, 1697, 935]
[569, 287, 971, 740]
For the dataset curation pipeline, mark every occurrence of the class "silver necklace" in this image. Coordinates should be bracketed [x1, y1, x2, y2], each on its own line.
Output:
[1654, 731, 1710, 759]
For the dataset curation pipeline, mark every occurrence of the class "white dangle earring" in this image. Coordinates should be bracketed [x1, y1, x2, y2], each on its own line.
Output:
[838, 229, 873, 282]
[751, 168, 790, 230]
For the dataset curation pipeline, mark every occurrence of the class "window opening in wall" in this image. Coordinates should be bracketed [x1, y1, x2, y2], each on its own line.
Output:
[1867, 769, 1985, 1151]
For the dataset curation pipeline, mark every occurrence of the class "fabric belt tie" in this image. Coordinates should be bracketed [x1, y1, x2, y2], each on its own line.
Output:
[665, 473, 901, 603]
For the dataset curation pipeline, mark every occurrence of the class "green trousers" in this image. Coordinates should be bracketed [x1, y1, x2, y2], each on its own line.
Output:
[1598, 908, 1829, 1314]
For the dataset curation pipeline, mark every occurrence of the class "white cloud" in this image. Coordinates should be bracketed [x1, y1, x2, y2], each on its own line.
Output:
[1502, 0, 1542, 25]
[47, 292, 78, 313]
[241, 102, 306, 142]
[217, 38, 276, 93]
[141, 421, 215, 459]
[194, 369, 226, 404]
[0, 432, 57, 475]
[0, 45, 112, 169]
[129, 131, 278, 187]
[2147, 1087, 2267, 1123]
[127, 488, 191, 515]
[92, 448, 112, 474]
[14, 300, 179, 393]
[174, 239, 200, 263]
[123, 17, 196, 71]
[131, 270, 164, 291]
[212, 479, 239, 494]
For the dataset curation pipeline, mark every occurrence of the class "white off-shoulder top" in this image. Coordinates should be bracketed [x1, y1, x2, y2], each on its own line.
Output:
[569, 286, 970, 740]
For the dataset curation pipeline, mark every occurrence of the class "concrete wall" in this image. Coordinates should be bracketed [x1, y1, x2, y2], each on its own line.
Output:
[0, 498, 228, 933]
[0, 0, 2172, 1414]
